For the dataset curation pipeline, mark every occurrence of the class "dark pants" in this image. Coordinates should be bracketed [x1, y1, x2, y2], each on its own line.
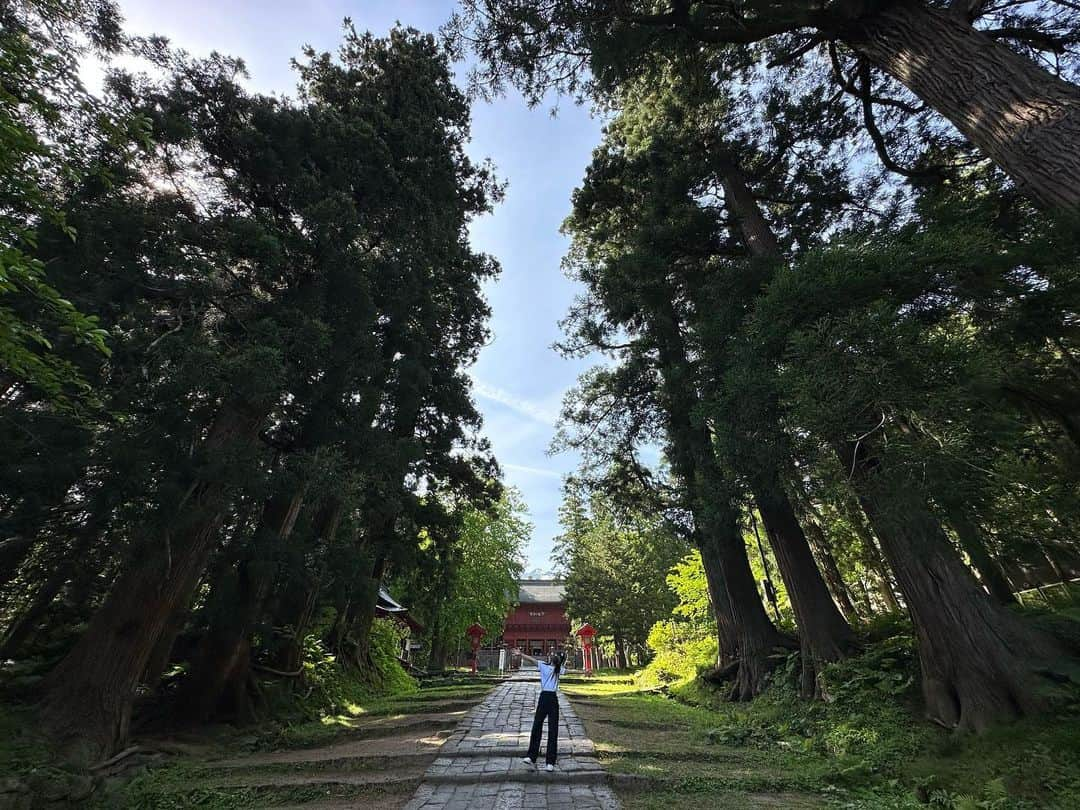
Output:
[527, 690, 559, 765]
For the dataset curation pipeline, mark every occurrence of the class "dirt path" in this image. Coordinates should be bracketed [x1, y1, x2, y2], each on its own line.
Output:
[109, 686, 498, 808]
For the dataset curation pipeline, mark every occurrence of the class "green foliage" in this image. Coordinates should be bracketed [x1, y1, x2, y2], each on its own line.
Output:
[0, 1, 127, 406]
[289, 619, 416, 720]
[666, 631, 1080, 808]
[555, 480, 688, 657]
[638, 620, 717, 686]
[637, 550, 719, 686]
[673, 634, 926, 772]
[364, 618, 419, 695]
[563, 626, 1080, 809]
[0, 15, 507, 765]
[397, 490, 528, 669]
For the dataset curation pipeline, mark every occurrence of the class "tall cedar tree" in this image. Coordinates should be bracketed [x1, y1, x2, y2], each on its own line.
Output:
[29, 28, 499, 762]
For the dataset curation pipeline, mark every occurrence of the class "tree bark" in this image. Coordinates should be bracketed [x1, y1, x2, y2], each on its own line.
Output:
[350, 556, 388, 672]
[651, 295, 785, 700]
[844, 0, 1080, 209]
[752, 480, 856, 695]
[141, 604, 191, 694]
[270, 496, 344, 676]
[174, 488, 306, 723]
[710, 159, 853, 692]
[702, 498, 789, 700]
[717, 156, 783, 256]
[427, 636, 449, 672]
[839, 437, 1063, 731]
[39, 398, 266, 764]
[696, 530, 739, 666]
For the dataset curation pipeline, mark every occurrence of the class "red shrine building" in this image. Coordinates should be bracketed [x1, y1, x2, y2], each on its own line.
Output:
[501, 579, 571, 656]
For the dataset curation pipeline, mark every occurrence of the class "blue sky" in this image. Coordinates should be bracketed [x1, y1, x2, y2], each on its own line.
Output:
[108, 0, 604, 572]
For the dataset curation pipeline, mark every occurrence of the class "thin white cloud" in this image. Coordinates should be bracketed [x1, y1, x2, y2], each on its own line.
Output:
[472, 380, 559, 427]
[502, 463, 563, 480]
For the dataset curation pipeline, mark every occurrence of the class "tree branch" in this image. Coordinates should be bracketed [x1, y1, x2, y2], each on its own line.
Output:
[856, 60, 946, 181]
[985, 26, 1080, 55]
[767, 34, 827, 68]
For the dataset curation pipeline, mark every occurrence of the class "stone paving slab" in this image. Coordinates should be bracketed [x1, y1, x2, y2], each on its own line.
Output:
[403, 676, 620, 810]
[406, 781, 620, 810]
[427, 755, 603, 777]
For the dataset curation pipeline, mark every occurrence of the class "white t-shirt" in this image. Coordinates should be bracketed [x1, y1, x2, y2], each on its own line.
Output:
[537, 661, 560, 692]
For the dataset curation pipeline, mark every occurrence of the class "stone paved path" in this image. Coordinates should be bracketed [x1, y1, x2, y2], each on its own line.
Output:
[404, 675, 620, 810]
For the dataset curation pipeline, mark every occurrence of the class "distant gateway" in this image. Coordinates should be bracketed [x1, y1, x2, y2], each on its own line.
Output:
[500, 579, 571, 657]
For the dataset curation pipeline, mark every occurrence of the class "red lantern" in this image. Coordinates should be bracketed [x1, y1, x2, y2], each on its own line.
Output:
[466, 623, 487, 674]
[575, 623, 597, 675]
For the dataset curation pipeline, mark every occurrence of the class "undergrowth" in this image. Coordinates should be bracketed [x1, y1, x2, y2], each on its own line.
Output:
[660, 627, 1080, 809]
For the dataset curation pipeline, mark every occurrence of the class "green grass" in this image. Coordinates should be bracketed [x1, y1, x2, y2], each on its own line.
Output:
[563, 638, 1080, 810]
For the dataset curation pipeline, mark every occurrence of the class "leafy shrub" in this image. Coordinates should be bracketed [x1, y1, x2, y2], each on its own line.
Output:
[818, 635, 917, 705]
[302, 619, 416, 715]
[365, 617, 418, 695]
[636, 619, 717, 687]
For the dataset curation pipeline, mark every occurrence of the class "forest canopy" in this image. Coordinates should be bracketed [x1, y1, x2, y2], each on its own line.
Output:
[3, 1, 1080, 806]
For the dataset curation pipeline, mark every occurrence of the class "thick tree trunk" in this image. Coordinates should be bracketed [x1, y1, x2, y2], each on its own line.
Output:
[652, 292, 785, 700]
[39, 399, 266, 764]
[792, 493, 863, 622]
[708, 503, 789, 701]
[711, 155, 851, 691]
[427, 637, 450, 672]
[175, 489, 306, 723]
[141, 605, 191, 694]
[844, 0, 1080, 209]
[351, 556, 388, 672]
[328, 596, 352, 658]
[753, 480, 855, 694]
[717, 156, 782, 256]
[839, 438, 1063, 731]
[696, 531, 739, 666]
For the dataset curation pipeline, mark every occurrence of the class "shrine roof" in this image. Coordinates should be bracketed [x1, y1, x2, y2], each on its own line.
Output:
[517, 579, 566, 604]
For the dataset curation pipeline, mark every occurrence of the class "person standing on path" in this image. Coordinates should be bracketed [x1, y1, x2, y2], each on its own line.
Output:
[518, 650, 564, 771]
